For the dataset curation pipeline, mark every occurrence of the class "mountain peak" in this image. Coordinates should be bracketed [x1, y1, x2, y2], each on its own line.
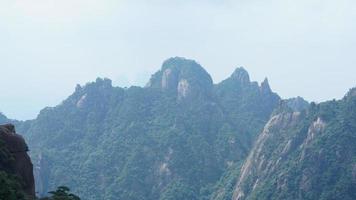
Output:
[76, 78, 112, 93]
[231, 67, 250, 84]
[284, 96, 309, 112]
[260, 77, 272, 94]
[147, 57, 213, 99]
[94, 78, 112, 87]
[161, 57, 197, 71]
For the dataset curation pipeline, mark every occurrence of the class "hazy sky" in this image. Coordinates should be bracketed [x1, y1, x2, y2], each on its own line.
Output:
[1, 0, 356, 120]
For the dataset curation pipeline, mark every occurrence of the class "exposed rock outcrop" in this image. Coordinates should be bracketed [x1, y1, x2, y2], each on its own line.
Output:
[147, 57, 213, 100]
[34, 153, 50, 197]
[260, 78, 272, 95]
[233, 90, 356, 200]
[233, 112, 302, 200]
[231, 67, 250, 85]
[285, 96, 309, 112]
[0, 124, 35, 199]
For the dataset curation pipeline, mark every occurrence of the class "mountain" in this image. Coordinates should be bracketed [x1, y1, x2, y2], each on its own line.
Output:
[3, 57, 354, 200]
[17, 57, 281, 200]
[146, 57, 213, 100]
[233, 89, 356, 200]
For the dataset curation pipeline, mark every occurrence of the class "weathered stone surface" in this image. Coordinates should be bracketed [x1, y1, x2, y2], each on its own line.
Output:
[0, 124, 35, 199]
[147, 57, 213, 100]
[177, 79, 190, 99]
[231, 67, 250, 84]
[233, 112, 302, 200]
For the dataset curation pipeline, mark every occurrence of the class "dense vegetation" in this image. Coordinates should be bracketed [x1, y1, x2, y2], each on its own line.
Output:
[14, 57, 280, 200]
[2, 57, 354, 200]
[0, 138, 26, 200]
[0, 171, 25, 200]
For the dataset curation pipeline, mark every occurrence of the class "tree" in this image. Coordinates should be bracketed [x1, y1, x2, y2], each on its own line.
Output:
[39, 186, 80, 200]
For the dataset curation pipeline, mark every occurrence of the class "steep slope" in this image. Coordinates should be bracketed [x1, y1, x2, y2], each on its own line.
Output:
[214, 68, 280, 149]
[18, 57, 281, 200]
[233, 89, 356, 200]
[208, 69, 280, 200]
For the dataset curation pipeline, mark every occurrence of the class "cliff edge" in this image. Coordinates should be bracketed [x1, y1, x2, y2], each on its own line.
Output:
[0, 124, 35, 199]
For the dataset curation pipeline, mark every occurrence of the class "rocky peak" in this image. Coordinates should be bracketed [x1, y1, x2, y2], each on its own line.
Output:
[0, 124, 28, 153]
[285, 96, 309, 112]
[74, 78, 112, 94]
[66, 78, 114, 109]
[147, 57, 213, 99]
[75, 84, 82, 92]
[233, 112, 302, 200]
[260, 78, 272, 94]
[231, 67, 250, 84]
[92, 78, 113, 89]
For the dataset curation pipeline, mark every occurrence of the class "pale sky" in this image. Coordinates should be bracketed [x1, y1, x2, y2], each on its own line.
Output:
[1, 0, 356, 120]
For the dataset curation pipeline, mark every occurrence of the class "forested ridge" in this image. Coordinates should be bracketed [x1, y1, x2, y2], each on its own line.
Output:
[1, 57, 354, 200]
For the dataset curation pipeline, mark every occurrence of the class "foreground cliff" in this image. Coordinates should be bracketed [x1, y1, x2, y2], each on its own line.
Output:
[233, 89, 356, 200]
[0, 124, 35, 199]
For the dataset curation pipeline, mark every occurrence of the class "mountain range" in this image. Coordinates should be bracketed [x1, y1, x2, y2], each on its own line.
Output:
[0, 57, 355, 200]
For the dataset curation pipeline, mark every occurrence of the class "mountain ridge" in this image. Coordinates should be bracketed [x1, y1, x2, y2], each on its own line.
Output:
[0, 57, 354, 200]
[11, 57, 283, 200]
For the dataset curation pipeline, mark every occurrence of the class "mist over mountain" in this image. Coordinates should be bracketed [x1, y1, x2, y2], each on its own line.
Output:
[0, 57, 355, 200]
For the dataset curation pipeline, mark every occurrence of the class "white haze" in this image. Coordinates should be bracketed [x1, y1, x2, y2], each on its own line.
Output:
[0, 0, 356, 119]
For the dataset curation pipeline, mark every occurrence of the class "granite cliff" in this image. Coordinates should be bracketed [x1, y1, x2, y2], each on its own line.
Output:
[233, 90, 356, 200]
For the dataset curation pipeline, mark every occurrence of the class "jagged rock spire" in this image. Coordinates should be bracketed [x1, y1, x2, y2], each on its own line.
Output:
[260, 77, 272, 94]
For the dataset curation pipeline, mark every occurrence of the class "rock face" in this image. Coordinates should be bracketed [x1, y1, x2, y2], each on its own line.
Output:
[233, 91, 356, 200]
[0, 124, 35, 199]
[260, 78, 272, 95]
[230, 67, 250, 85]
[34, 153, 50, 197]
[233, 112, 302, 200]
[147, 57, 213, 100]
